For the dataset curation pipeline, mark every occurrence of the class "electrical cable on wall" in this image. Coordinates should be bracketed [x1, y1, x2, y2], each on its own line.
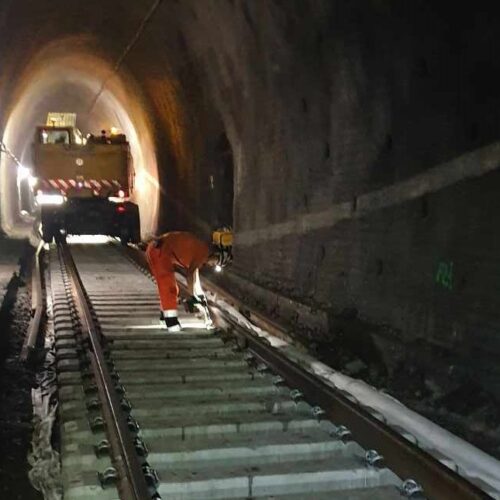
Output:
[0, 140, 22, 167]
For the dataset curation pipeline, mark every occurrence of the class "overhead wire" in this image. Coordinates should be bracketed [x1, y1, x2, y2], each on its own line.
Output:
[1, 0, 163, 173]
[87, 0, 163, 115]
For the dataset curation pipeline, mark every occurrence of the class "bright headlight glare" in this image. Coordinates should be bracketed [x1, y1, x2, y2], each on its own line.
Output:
[215, 265, 222, 273]
[17, 165, 31, 181]
[36, 193, 65, 205]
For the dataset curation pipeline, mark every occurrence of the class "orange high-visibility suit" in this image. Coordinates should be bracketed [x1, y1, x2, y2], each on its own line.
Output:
[146, 232, 210, 312]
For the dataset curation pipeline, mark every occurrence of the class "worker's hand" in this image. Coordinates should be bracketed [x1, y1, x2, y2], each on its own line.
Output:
[185, 295, 207, 313]
[192, 294, 207, 306]
[185, 296, 197, 313]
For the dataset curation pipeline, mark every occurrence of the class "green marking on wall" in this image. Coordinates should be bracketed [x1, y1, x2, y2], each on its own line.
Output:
[436, 261, 454, 290]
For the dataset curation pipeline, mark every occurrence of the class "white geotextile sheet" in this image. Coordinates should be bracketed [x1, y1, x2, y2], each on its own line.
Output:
[28, 349, 62, 500]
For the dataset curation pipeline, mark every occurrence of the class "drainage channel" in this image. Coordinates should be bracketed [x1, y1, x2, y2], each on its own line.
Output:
[51, 241, 431, 499]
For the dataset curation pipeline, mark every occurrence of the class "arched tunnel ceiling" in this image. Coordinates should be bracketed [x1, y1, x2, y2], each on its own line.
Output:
[0, 0, 240, 238]
[0, 37, 159, 237]
[0, 1, 498, 246]
[1, 0, 334, 240]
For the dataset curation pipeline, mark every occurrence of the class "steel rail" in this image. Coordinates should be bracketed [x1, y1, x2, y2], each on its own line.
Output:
[203, 277, 491, 500]
[226, 313, 490, 500]
[204, 281, 491, 500]
[59, 244, 150, 500]
[124, 244, 491, 500]
[21, 241, 45, 362]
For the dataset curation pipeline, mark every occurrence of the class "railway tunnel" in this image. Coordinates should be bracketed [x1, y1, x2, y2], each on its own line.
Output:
[1, 1, 500, 498]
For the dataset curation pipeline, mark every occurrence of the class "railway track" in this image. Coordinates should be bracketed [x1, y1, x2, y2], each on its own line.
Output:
[39, 240, 494, 499]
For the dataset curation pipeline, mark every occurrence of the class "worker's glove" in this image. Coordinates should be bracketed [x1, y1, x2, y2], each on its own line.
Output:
[185, 295, 208, 313]
[197, 295, 208, 307]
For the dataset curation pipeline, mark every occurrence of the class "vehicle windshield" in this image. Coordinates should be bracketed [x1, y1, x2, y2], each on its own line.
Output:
[40, 129, 70, 144]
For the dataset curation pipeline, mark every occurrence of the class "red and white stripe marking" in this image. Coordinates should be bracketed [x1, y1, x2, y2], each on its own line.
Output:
[38, 179, 125, 195]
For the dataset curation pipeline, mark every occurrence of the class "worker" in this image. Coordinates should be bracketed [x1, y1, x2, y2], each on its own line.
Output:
[145, 229, 233, 332]
[99, 129, 108, 144]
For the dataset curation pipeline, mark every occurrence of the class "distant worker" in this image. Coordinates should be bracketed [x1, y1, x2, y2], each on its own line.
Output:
[100, 129, 108, 144]
[145, 229, 233, 332]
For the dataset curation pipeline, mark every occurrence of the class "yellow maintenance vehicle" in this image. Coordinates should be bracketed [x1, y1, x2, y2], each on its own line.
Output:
[32, 113, 140, 244]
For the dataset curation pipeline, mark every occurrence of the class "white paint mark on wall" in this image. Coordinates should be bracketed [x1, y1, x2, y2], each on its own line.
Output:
[236, 142, 500, 245]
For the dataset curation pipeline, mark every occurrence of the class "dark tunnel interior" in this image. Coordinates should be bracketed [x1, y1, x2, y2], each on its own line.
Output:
[2, 0, 500, 485]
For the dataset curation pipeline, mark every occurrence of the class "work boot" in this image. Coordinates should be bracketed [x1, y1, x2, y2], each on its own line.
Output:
[164, 317, 182, 332]
[205, 320, 216, 331]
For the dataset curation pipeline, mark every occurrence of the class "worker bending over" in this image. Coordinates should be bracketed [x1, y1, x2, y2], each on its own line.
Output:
[146, 229, 232, 332]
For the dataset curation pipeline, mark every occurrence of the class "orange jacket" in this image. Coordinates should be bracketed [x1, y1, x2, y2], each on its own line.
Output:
[155, 232, 210, 272]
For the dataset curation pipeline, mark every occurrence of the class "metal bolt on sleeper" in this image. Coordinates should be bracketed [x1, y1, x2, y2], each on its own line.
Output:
[83, 382, 98, 395]
[98, 467, 118, 488]
[94, 439, 110, 457]
[243, 352, 254, 363]
[126, 415, 140, 433]
[90, 415, 105, 432]
[142, 465, 160, 487]
[114, 383, 126, 395]
[312, 406, 326, 419]
[86, 398, 101, 411]
[334, 424, 352, 442]
[290, 389, 304, 402]
[134, 437, 149, 457]
[401, 479, 424, 498]
[365, 449, 384, 468]
[120, 397, 132, 412]
[257, 362, 269, 373]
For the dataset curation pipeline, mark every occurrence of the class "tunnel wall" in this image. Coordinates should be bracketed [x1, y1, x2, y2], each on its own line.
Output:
[170, 1, 500, 392]
[1, 2, 500, 392]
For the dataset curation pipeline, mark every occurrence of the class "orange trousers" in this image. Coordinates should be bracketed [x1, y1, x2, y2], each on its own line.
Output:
[146, 243, 179, 311]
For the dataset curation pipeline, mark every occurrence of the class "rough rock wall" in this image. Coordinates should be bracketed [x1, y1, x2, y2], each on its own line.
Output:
[174, 1, 500, 391]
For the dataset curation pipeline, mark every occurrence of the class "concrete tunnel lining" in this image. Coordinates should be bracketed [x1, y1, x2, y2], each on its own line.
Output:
[0, 38, 159, 239]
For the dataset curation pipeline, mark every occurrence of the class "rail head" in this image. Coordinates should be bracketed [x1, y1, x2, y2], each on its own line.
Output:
[231, 318, 490, 500]
[59, 243, 151, 500]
